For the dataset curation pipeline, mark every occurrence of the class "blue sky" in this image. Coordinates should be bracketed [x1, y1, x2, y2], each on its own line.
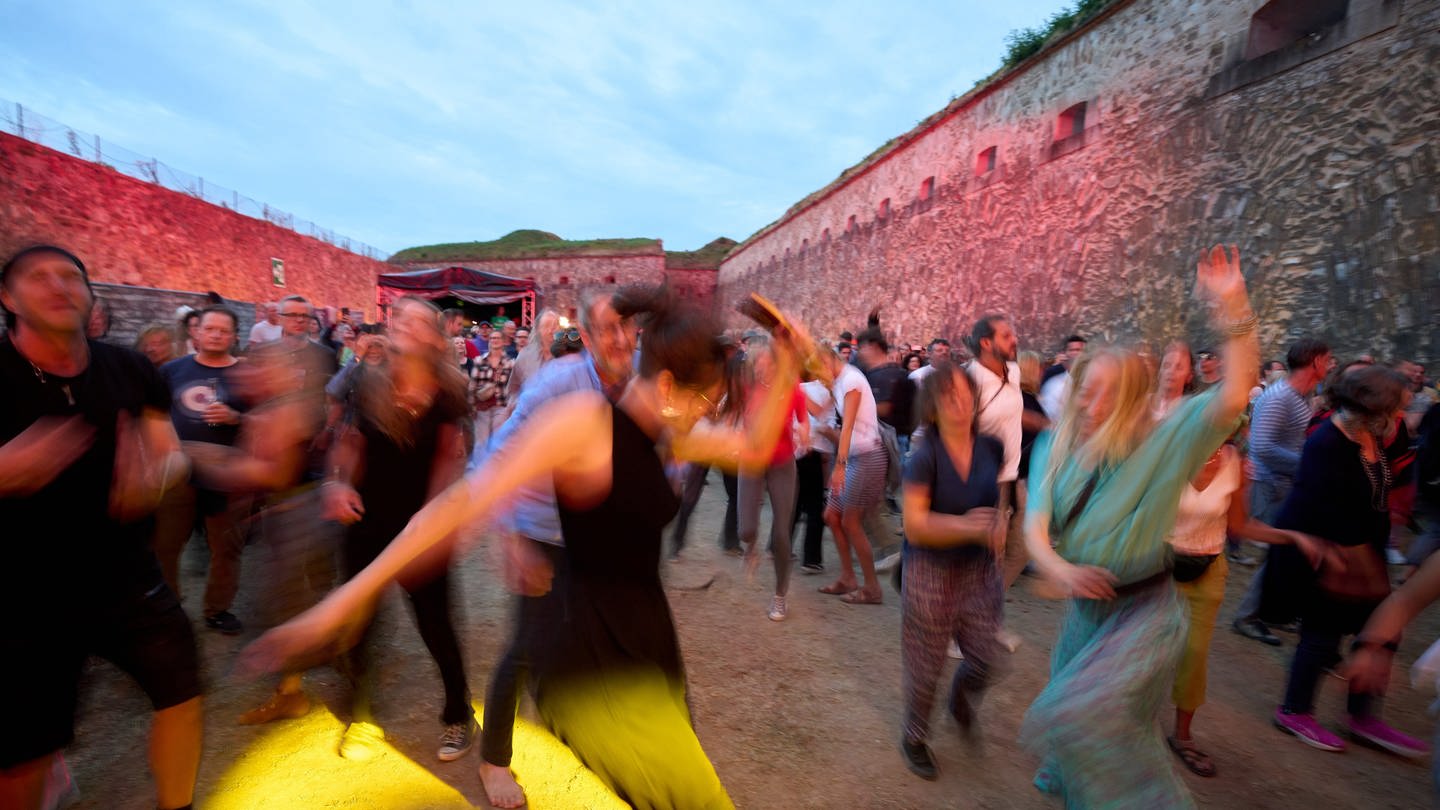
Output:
[2, 0, 1063, 255]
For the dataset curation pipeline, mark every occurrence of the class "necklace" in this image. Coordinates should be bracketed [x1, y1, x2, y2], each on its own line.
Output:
[1359, 448, 1391, 512]
[27, 359, 77, 406]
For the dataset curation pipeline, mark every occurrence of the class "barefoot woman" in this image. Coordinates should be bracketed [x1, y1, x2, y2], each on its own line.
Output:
[244, 285, 805, 809]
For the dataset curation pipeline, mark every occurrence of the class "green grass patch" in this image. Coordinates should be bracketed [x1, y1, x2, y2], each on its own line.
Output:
[391, 230, 661, 262]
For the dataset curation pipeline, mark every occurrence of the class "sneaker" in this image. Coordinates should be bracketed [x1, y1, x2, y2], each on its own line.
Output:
[1272, 620, 1300, 634]
[768, 595, 788, 622]
[339, 721, 386, 760]
[900, 738, 938, 780]
[1347, 716, 1431, 758]
[1273, 709, 1345, 752]
[205, 611, 244, 635]
[238, 689, 309, 725]
[1385, 548, 1407, 565]
[947, 640, 965, 661]
[1233, 617, 1281, 646]
[437, 718, 477, 762]
[800, 563, 824, 575]
[875, 551, 902, 573]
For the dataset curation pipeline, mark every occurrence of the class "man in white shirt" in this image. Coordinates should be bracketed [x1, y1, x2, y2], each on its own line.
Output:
[1038, 334, 1086, 419]
[967, 317, 1027, 621]
[246, 302, 283, 347]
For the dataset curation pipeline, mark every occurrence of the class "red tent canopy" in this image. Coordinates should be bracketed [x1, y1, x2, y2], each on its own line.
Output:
[377, 265, 536, 323]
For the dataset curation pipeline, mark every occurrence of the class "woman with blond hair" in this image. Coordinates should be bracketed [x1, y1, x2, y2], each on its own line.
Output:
[1020, 246, 1259, 808]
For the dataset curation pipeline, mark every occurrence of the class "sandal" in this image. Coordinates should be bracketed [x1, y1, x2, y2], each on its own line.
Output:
[841, 588, 883, 605]
[819, 581, 857, 595]
[1167, 735, 1216, 777]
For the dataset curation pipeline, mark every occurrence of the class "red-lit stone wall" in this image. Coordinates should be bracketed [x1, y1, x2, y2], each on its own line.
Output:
[0, 132, 390, 320]
[389, 253, 668, 319]
[717, 0, 1440, 364]
[662, 265, 718, 309]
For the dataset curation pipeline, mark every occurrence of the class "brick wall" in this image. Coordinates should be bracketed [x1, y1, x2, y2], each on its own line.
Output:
[717, 0, 1440, 365]
[0, 132, 391, 321]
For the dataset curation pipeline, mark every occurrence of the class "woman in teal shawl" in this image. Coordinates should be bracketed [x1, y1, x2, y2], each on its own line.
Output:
[1020, 246, 1259, 808]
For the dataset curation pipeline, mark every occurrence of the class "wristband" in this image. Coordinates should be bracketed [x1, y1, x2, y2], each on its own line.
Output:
[1351, 638, 1399, 654]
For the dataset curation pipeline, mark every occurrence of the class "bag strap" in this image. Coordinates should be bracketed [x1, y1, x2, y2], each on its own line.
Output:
[1055, 466, 1104, 536]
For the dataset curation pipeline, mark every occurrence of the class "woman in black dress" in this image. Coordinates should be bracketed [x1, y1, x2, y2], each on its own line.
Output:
[245, 285, 807, 808]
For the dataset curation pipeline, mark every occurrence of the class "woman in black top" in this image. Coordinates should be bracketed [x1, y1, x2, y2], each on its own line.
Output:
[1270, 365, 1428, 757]
[247, 286, 810, 808]
[319, 296, 475, 762]
[897, 362, 1007, 780]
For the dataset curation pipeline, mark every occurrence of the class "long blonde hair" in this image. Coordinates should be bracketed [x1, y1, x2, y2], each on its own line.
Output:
[1039, 347, 1155, 491]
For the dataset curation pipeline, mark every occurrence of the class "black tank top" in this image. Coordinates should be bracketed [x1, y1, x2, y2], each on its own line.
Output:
[544, 406, 684, 684]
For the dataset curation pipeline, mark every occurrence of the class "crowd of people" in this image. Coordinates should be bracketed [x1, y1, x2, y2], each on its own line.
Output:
[2, 240, 1438, 809]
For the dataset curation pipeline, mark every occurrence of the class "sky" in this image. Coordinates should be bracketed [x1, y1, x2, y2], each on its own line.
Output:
[2, 0, 1065, 256]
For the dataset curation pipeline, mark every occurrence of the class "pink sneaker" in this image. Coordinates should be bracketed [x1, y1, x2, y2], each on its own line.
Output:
[1273, 709, 1345, 752]
[1348, 716, 1431, 759]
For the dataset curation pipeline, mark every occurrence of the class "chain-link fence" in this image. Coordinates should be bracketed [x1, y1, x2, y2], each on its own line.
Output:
[0, 98, 386, 260]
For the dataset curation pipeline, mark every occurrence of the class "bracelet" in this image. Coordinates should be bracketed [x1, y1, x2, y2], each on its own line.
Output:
[1351, 638, 1399, 653]
[1223, 313, 1259, 336]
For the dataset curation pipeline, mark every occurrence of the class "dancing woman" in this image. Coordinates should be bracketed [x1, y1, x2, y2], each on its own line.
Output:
[898, 362, 1006, 780]
[320, 296, 476, 761]
[1020, 245, 1258, 808]
[245, 286, 805, 809]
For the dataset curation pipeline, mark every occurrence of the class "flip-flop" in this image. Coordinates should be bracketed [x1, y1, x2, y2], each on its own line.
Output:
[1167, 736, 1216, 777]
[818, 582, 857, 595]
[841, 589, 883, 605]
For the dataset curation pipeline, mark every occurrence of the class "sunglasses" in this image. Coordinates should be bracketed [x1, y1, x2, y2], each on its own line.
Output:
[553, 328, 581, 342]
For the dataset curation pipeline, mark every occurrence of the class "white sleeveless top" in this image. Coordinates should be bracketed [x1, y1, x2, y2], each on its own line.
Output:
[1167, 452, 1241, 556]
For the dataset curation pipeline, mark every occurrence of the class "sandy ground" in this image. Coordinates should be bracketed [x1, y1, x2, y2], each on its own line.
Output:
[63, 470, 1439, 809]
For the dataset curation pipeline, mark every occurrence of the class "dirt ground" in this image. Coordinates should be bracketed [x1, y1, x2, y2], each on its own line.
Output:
[65, 470, 1439, 809]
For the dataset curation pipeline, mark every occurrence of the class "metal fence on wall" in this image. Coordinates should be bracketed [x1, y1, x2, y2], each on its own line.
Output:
[0, 98, 386, 260]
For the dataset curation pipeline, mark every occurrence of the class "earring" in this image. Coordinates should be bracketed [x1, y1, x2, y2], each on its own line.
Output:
[660, 399, 681, 419]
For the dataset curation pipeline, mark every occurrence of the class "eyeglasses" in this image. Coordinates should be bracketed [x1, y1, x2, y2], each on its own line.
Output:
[553, 328, 581, 342]
[280, 312, 309, 319]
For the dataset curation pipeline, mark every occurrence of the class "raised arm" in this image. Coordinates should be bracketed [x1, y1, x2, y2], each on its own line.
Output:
[671, 344, 800, 474]
[1195, 244, 1260, 428]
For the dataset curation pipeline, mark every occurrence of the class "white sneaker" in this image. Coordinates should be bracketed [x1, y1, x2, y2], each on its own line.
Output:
[947, 640, 965, 660]
[875, 552, 902, 572]
[768, 595, 788, 622]
[1386, 548, 1407, 565]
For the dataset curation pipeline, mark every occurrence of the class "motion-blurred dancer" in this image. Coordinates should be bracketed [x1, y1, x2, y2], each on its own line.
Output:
[245, 284, 808, 810]
[0, 246, 199, 810]
[1020, 246, 1258, 808]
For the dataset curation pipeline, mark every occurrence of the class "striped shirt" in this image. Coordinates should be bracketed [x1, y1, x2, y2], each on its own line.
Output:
[1247, 378, 1312, 485]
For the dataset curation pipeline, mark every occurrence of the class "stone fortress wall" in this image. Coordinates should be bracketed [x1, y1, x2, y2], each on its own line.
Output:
[0, 132, 391, 322]
[716, 0, 1439, 365]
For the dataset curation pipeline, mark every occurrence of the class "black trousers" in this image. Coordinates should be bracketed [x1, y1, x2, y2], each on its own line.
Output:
[481, 539, 567, 766]
[792, 450, 830, 567]
[343, 519, 472, 727]
[669, 465, 739, 554]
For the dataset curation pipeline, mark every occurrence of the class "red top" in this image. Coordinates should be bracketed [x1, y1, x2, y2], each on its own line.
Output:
[747, 384, 808, 466]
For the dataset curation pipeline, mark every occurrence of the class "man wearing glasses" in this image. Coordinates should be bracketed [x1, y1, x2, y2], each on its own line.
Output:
[277, 295, 338, 393]
[468, 290, 637, 808]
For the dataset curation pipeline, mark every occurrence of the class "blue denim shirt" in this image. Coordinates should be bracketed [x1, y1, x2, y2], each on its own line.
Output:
[467, 351, 602, 544]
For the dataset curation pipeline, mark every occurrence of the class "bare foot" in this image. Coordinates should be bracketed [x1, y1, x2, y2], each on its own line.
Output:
[818, 579, 857, 595]
[479, 761, 526, 808]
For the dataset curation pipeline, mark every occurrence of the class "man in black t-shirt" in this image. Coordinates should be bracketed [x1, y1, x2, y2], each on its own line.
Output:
[154, 306, 250, 635]
[0, 245, 201, 810]
[857, 327, 915, 443]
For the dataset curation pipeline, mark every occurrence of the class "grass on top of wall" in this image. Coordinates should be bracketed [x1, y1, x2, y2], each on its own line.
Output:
[391, 229, 661, 262]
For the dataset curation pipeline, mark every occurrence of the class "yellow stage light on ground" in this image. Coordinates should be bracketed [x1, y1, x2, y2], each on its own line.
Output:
[207, 702, 626, 809]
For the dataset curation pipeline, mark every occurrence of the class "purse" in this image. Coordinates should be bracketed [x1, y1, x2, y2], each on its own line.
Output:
[1315, 542, 1390, 602]
[1172, 553, 1218, 583]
